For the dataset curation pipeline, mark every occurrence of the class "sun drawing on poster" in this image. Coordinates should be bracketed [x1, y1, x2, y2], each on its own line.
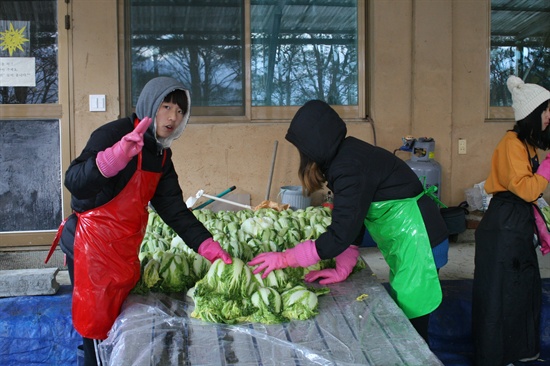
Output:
[0, 22, 29, 56]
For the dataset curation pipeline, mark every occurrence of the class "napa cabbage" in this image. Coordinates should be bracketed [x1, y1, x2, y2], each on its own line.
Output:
[190, 258, 323, 324]
[135, 205, 346, 323]
[281, 285, 320, 321]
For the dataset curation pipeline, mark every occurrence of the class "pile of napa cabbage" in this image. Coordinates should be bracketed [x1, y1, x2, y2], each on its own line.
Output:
[133, 206, 365, 324]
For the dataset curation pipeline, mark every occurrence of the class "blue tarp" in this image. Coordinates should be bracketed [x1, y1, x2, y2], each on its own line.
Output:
[1, 281, 549, 365]
[0, 285, 81, 366]
[428, 279, 550, 365]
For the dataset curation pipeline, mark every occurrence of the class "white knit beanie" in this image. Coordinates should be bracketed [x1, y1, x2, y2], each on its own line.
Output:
[507, 75, 550, 121]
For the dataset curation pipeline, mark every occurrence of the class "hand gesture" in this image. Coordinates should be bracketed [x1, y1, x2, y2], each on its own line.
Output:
[119, 117, 152, 158]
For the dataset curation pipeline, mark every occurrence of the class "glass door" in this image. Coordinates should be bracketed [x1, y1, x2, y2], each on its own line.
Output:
[0, 0, 70, 248]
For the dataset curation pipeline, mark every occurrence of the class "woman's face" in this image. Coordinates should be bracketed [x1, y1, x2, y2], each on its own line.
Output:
[540, 102, 550, 131]
[542, 103, 550, 131]
[155, 101, 185, 139]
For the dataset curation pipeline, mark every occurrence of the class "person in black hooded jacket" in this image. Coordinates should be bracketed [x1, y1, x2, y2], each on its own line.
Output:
[47, 76, 232, 365]
[249, 100, 448, 342]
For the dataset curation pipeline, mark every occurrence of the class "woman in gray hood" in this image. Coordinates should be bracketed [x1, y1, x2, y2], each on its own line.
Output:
[47, 76, 232, 365]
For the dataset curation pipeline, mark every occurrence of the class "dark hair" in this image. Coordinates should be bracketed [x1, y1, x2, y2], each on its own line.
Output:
[164, 89, 189, 115]
[513, 99, 550, 149]
[298, 150, 326, 194]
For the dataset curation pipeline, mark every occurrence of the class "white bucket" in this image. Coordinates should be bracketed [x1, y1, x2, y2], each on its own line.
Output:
[279, 186, 311, 209]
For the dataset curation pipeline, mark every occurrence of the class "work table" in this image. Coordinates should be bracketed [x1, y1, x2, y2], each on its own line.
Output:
[99, 255, 443, 366]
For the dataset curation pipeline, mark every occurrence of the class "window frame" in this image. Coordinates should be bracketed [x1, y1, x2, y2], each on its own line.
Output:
[121, 0, 367, 123]
[487, 0, 513, 121]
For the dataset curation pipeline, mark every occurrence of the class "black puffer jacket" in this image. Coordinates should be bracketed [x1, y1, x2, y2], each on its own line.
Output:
[59, 78, 211, 259]
[286, 100, 448, 259]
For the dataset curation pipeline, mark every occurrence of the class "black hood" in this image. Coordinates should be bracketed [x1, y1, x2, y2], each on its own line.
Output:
[285, 100, 347, 170]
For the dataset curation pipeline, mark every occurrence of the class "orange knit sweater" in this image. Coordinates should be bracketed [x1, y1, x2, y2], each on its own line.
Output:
[484, 131, 548, 203]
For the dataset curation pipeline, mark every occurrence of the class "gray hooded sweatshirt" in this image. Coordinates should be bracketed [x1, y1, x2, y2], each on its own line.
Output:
[135, 76, 191, 149]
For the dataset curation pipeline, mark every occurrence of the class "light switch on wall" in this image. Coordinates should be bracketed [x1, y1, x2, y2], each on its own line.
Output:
[89, 94, 106, 112]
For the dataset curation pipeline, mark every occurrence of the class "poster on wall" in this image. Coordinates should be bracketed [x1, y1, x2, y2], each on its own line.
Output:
[0, 20, 35, 87]
[0, 57, 35, 86]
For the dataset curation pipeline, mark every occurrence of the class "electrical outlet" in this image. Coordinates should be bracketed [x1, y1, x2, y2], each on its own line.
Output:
[458, 139, 467, 155]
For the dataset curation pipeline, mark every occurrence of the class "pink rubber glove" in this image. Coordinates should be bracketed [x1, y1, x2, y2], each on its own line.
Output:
[534, 208, 550, 255]
[305, 245, 360, 285]
[248, 240, 320, 279]
[537, 154, 550, 181]
[198, 237, 233, 264]
[96, 117, 152, 178]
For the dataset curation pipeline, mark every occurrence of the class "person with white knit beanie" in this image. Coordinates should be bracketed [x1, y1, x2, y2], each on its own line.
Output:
[473, 75, 550, 366]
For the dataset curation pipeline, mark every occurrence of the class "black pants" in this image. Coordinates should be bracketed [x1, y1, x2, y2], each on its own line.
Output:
[410, 313, 430, 343]
[66, 254, 74, 285]
[82, 337, 100, 366]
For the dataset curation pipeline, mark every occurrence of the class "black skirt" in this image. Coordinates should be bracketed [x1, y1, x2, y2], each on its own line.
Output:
[472, 192, 541, 365]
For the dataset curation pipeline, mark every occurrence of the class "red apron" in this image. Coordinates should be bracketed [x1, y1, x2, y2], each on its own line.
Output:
[72, 148, 163, 340]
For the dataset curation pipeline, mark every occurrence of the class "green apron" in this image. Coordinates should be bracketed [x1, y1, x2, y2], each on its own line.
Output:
[365, 190, 442, 319]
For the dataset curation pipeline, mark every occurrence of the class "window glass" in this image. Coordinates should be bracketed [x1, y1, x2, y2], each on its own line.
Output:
[0, 1, 58, 104]
[0, 120, 62, 232]
[128, 0, 360, 115]
[490, 0, 550, 107]
[129, 0, 244, 112]
[250, 0, 358, 106]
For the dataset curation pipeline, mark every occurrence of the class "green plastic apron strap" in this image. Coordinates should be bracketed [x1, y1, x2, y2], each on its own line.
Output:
[364, 190, 442, 319]
[424, 184, 447, 208]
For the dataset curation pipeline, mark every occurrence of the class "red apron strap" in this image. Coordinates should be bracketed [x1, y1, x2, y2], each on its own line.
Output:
[44, 217, 68, 264]
[134, 116, 166, 167]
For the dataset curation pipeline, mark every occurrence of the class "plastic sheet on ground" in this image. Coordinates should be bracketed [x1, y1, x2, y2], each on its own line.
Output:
[99, 266, 443, 366]
[0, 285, 81, 366]
[428, 279, 550, 366]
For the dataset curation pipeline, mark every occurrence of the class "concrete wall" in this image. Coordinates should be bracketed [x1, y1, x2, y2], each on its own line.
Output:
[67, 0, 519, 210]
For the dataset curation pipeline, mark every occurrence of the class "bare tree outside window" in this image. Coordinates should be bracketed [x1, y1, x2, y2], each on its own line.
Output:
[490, 0, 550, 107]
[129, 1, 244, 112]
[128, 0, 359, 114]
[251, 1, 358, 106]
